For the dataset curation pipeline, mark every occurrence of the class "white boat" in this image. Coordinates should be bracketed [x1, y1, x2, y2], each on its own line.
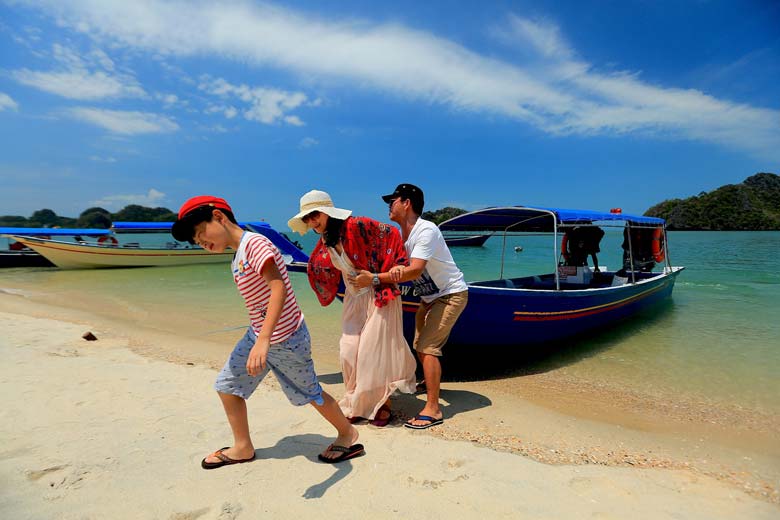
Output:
[4, 221, 310, 270]
[6, 235, 233, 268]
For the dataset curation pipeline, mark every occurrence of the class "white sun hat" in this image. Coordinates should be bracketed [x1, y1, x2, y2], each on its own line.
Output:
[288, 189, 352, 235]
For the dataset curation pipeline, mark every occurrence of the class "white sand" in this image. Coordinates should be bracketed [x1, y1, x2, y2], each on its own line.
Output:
[0, 306, 777, 519]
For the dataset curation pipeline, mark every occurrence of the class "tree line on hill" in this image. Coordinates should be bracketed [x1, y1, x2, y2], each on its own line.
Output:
[0, 205, 177, 229]
[644, 173, 780, 230]
[4, 173, 777, 231]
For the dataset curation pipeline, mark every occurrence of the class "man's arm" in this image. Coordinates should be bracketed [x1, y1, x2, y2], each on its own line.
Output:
[352, 258, 428, 288]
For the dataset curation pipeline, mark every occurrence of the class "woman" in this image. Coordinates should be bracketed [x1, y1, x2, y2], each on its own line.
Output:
[289, 190, 416, 426]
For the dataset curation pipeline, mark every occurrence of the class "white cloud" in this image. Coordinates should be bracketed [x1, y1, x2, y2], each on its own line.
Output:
[68, 107, 179, 135]
[199, 77, 309, 125]
[89, 155, 117, 163]
[91, 188, 166, 210]
[13, 1, 780, 159]
[10, 42, 145, 100]
[299, 137, 319, 148]
[0, 92, 19, 111]
[156, 93, 179, 106]
[223, 106, 238, 119]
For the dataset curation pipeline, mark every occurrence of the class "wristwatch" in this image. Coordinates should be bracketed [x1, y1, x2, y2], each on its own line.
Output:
[372, 273, 381, 286]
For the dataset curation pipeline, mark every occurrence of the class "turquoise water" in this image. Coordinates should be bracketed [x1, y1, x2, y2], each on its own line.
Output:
[1, 231, 778, 414]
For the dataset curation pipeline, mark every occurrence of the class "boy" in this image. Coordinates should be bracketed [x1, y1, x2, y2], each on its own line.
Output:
[171, 196, 363, 467]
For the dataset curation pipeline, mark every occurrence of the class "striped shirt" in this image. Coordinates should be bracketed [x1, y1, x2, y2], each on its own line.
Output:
[232, 232, 303, 344]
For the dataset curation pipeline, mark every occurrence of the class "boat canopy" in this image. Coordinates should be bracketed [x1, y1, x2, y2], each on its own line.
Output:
[112, 221, 275, 232]
[0, 227, 110, 236]
[439, 206, 664, 232]
[111, 222, 173, 232]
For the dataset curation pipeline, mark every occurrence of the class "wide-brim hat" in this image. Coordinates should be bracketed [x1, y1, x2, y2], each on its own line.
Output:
[288, 190, 352, 235]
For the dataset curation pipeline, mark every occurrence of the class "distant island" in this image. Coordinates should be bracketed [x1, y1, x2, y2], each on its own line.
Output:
[644, 173, 780, 231]
[0, 205, 176, 229]
[6, 174, 778, 232]
[421, 206, 467, 225]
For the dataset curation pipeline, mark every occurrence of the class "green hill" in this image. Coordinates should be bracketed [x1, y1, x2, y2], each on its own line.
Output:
[644, 173, 780, 230]
[0, 205, 177, 229]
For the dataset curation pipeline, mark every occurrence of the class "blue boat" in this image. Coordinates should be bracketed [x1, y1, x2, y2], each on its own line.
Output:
[443, 233, 492, 247]
[112, 221, 309, 270]
[395, 206, 684, 348]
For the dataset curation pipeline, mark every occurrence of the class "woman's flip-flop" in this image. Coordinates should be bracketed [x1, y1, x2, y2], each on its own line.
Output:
[369, 404, 392, 427]
[201, 447, 256, 470]
[317, 443, 366, 463]
[403, 414, 444, 429]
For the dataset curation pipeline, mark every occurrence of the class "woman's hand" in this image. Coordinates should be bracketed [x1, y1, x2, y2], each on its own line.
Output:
[247, 337, 270, 376]
[349, 270, 372, 289]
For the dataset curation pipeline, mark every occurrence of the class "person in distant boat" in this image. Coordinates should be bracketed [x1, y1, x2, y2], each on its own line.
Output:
[288, 190, 417, 428]
[353, 184, 468, 430]
[171, 196, 363, 467]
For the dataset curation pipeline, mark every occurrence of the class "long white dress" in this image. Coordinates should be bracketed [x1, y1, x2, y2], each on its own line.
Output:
[328, 246, 417, 419]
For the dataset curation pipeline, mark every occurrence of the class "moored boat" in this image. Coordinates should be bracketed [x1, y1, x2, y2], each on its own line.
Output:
[5, 221, 310, 270]
[394, 206, 683, 348]
[0, 227, 111, 268]
[443, 233, 492, 247]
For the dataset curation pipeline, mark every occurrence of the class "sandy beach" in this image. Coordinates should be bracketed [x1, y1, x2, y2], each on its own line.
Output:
[0, 291, 778, 519]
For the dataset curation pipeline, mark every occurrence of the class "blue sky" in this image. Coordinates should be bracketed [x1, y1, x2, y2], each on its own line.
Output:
[1, 0, 778, 229]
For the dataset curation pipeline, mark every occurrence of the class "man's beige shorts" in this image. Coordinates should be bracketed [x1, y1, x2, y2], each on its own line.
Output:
[413, 290, 468, 356]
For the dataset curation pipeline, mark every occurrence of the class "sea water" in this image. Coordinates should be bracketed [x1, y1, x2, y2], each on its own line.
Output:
[1, 231, 778, 415]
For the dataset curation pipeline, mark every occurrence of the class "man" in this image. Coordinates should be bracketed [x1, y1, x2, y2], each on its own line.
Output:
[353, 184, 468, 429]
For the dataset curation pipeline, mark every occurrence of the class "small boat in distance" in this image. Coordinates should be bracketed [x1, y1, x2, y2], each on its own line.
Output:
[443, 233, 492, 247]
[4, 221, 309, 270]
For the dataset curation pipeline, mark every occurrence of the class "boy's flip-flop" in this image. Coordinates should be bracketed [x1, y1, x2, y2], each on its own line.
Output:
[201, 447, 256, 470]
[317, 443, 365, 464]
[404, 414, 444, 429]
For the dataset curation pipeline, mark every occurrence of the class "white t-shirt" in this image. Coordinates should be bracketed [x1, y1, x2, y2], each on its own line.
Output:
[405, 218, 468, 303]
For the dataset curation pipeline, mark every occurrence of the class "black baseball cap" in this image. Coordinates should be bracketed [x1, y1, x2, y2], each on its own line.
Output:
[381, 183, 424, 208]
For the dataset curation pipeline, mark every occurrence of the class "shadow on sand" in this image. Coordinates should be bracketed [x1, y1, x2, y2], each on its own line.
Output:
[314, 374, 492, 423]
[250, 433, 359, 499]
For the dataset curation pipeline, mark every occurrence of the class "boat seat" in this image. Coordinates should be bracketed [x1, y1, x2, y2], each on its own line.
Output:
[611, 275, 628, 287]
[502, 279, 516, 288]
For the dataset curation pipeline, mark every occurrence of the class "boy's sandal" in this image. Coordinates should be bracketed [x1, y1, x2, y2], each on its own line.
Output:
[317, 443, 365, 464]
[201, 447, 256, 470]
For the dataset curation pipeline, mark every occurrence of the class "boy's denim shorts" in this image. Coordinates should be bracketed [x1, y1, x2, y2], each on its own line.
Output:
[214, 322, 324, 406]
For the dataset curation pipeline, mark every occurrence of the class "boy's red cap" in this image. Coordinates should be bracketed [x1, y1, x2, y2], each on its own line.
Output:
[171, 195, 233, 242]
[177, 195, 232, 219]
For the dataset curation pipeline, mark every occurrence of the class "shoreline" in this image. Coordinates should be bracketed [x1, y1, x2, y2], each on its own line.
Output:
[1, 290, 778, 510]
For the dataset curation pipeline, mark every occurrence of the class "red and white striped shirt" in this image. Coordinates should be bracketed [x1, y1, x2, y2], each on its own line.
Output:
[232, 232, 303, 343]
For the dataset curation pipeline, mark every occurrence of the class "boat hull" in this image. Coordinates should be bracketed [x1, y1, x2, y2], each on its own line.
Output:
[10, 236, 233, 269]
[397, 267, 683, 348]
[444, 234, 491, 247]
[0, 251, 55, 268]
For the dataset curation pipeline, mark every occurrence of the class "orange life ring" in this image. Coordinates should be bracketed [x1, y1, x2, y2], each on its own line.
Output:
[98, 236, 119, 246]
[651, 227, 665, 262]
[560, 233, 570, 262]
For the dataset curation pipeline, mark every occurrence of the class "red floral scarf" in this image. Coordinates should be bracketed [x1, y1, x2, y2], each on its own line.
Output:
[307, 216, 408, 307]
